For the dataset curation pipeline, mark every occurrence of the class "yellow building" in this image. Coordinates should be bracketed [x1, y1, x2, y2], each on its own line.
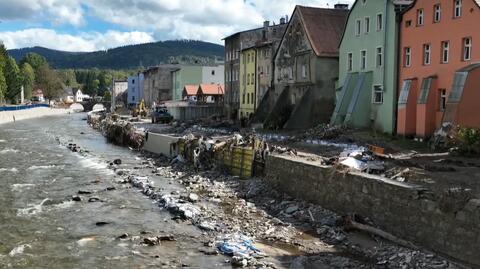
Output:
[239, 48, 257, 120]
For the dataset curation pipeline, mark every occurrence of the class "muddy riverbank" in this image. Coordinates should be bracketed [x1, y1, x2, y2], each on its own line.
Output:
[83, 113, 468, 268]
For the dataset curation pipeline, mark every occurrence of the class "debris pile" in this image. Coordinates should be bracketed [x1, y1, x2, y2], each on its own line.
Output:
[300, 123, 347, 141]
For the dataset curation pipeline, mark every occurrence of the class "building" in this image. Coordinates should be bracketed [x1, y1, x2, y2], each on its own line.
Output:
[239, 47, 257, 119]
[171, 65, 224, 101]
[127, 73, 144, 107]
[264, 5, 348, 129]
[397, 0, 480, 138]
[142, 65, 179, 107]
[197, 84, 224, 104]
[73, 88, 84, 103]
[112, 80, 128, 109]
[182, 85, 198, 102]
[223, 19, 288, 120]
[331, 0, 412, 134]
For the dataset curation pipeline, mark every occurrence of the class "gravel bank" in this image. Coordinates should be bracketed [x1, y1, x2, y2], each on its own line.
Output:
[0, 107, 70, 125]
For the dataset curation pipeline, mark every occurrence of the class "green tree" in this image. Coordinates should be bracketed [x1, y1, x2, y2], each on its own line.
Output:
[35, 63, 62, 103]
[5, 56, 21, 103]
[0, 68, 6, 104]
[20, 53, 47, 72]
[103, 90, 111, 101]
[0, 44, 8, 104]
[20, 63, 35, 99]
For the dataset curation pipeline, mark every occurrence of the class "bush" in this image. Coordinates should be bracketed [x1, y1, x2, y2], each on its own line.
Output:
[450, 126, 480, 155]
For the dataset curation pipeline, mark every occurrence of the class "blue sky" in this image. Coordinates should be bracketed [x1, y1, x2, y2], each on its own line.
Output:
[0, 0, 353, 52]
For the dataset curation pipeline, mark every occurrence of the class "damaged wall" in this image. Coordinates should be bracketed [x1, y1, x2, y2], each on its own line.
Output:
[265, 154, 480, 267]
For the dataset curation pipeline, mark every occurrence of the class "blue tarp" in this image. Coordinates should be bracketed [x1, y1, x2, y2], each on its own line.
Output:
[0, 104, 49, 112]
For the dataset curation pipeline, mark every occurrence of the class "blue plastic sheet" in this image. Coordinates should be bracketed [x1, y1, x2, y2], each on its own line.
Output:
[0, 104, 49, 112]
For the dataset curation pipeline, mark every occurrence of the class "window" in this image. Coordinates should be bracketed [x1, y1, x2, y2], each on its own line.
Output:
[251, 73, 255, 84]
[247, 74, 250, 85]
[463, 37, 472, 61]
[242, 93, 245, 104]
[376, 13, 383, 31]
[417, 9, 424, 25]
[441, 41, 449, 64]
[423, 44, 431, 65]
[365, 17, 370, 34]
[347, 52, 353, 71]
[211, 70, 215, 75]
[132, 96, 135, 101]
[356, 19, 361, 36]
[439, 89, 447, 111]
[247, 92, 250, 104]
[301, 64, 307, 78]
[404, 47, 412, 67]
[454, 0, 462, 18]
[360, 50, 367, 70]
[373, 85, 383, 104]
[376, 47, 383, 67]
[434, 4, 441, 23]
[405, 20, 412, 27]
[132, 79, 135, 84]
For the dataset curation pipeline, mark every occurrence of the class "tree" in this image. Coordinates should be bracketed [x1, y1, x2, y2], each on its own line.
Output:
[0, 69, 6, 104]
[20, 53, 47, 72]
[0, 45, 7, 104]
[5, 56, 21, 103]
[20, 63, 35, 99]
[103, 90, 111, 101]
[35, 63, 62, 102]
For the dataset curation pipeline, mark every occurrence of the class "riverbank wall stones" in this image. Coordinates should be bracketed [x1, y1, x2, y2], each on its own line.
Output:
[265, 154, 480, 267]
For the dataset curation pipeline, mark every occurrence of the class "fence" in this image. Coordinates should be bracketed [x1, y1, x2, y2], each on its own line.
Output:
[0, 104, 49, 112]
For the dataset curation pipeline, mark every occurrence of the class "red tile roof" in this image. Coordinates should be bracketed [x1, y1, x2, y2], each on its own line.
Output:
[183, 85, 198, 96]
[199, 84, 224, 95]
[297, 6, 348, 57]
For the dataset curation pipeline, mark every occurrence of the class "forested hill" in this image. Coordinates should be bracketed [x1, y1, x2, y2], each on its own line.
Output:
[8, 40, 225, 70]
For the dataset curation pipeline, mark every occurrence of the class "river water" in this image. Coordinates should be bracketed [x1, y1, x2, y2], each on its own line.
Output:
[0, 113, 228, 268]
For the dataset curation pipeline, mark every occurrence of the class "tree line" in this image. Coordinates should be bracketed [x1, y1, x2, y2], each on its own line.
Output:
[0, 43, 138, 105]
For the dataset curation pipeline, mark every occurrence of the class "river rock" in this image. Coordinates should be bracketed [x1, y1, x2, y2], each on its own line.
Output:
[88, 197, 102, 203]
[188, 193, 199, 203]
[158, 234, 175, 241]
[143, 237, 159, 246]
[231, 256, 248, 267]
[113, 159, 122, 165]
[72, 196, 82, 202]
[96, 221, 110, 226]
[78, 190, 92, 195]
[117, 233, 129, 239]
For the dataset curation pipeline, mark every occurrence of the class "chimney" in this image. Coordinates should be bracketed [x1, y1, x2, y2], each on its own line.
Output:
[280, 17, 286, 24]
[263, 21, 270, 28]
[285, 15, 289, 23]
[334, 3, 349, 9]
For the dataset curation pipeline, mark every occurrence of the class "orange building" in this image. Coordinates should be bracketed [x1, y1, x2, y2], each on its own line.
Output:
[398, 0, 480, 138]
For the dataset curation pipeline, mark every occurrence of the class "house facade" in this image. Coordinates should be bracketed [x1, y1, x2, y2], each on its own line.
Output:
[224, 20, 287, 121]
[239, 47, 257, 119]
[171, 65, 224, 101]
[397, 0, 480, 137]
[265, 5, 348, 129]
[142, 65, 179, 107]
[182, 85, 198, 102]
[197, 84, 224, 104]
[127, 73, 144, 107]
[332, 0, 411, 134]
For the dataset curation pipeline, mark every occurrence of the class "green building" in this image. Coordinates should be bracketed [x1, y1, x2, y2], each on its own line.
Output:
[171, 65, 224, 101]
[331, 0, 411, 134]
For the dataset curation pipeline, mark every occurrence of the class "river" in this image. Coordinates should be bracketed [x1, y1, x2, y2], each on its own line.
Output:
[0, 113, 229, 268]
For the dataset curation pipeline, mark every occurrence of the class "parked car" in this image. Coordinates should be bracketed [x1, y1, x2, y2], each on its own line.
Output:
[151, 106, 173, 124]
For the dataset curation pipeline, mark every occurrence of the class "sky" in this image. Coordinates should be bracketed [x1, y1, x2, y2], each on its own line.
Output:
[0, 0, 353, 52]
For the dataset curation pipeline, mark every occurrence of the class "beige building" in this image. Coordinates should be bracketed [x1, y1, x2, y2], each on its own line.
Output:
[142, 64, 179, 107]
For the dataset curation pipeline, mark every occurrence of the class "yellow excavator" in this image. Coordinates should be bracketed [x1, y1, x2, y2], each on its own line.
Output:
[132, 99, 147, 118]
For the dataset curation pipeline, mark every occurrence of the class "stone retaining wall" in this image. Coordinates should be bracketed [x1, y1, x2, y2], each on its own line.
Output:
[265, 154, 480, 267]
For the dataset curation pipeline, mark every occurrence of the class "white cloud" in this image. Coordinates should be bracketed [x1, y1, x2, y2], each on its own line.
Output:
[0, 0, 355, 50]
[0, 28, 155, 51]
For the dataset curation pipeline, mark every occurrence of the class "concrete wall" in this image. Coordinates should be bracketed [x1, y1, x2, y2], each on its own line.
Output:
[265, 154, 480, 267]
[143, 133, 179, 157]
[168, 105, 223, 121]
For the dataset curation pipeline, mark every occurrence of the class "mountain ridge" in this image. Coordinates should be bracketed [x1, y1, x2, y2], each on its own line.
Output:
[8, 40, 225, 70]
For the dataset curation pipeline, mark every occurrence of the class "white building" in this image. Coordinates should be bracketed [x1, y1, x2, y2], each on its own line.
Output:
[201, 65, 225, 85]
[127, 73, 144, 107]
[112, 80, 128, 109]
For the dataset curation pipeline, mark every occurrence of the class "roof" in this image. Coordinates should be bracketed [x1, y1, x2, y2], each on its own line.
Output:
[198, 84, 224, 95]
[222, 23, 286, 41]
[183, 85, 198, 96]
[294, 6, 348, 57]
[403, 0, 478, 14]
